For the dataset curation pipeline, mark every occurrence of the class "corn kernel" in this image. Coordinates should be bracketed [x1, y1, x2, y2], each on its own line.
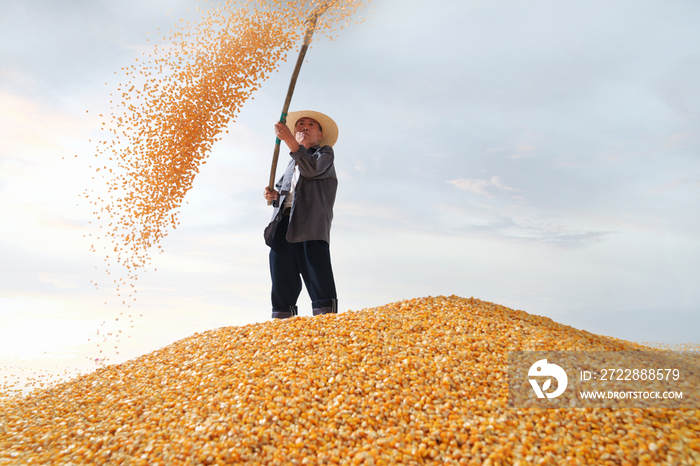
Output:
[1, 296, 698, 465]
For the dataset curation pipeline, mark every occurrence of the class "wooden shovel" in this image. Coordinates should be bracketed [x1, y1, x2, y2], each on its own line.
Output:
[267, 2, 331, 205]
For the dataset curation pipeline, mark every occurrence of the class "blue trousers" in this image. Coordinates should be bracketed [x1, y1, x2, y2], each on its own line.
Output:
[269, 214, 337, 319]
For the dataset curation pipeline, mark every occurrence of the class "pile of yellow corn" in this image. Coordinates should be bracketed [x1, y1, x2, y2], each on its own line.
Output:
[1, 296, 698, 465]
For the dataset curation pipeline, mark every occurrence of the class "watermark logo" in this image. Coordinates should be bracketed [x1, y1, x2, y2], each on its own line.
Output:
[509, 351, 697, 408]
[528, 359, 568, 398]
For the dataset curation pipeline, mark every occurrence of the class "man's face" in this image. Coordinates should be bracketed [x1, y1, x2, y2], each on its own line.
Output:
[294, 118, 323, 148]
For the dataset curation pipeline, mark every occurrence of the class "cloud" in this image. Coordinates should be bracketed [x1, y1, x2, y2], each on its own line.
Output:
[649, 179, 685, 194]
[431, 203, 614, 248]
[664, 133, 697, 149]
[493, 217, 614, 247]
[0, 90, 94, 160]
[477, 218, 613, 248]
[513, 142, 537, 159]
[649, 177, 700, 194]
[38, 273, 79, 289]
[448, 176, 518, 196]
[336, 201, 405, 225]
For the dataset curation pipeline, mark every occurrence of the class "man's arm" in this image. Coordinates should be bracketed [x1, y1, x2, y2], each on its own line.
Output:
[274, 121, 300, 153]
[290, 145, 335, 179]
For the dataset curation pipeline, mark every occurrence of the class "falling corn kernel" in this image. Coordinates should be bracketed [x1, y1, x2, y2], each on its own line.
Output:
[85, 0, 370, 303]
[1, 296, 698, 465]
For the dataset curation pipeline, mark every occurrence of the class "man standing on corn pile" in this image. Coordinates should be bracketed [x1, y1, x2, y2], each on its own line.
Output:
[263, 111, 339, 319]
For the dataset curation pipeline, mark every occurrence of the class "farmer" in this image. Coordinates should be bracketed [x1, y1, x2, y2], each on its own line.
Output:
[263, 110, 338, 319]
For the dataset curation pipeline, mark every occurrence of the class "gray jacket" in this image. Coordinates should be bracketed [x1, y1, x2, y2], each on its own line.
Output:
[264, 145, 337, 246]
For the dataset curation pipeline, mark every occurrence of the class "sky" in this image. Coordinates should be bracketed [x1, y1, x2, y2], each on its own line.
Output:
[1, 0, 699, 387]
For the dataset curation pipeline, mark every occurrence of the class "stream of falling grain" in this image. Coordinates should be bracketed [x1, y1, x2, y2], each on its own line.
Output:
[0, 0, 371, 397]
[85, 0, 369, 303]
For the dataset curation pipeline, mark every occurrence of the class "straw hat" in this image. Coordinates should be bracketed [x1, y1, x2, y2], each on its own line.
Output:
[285, 110, 339, 147]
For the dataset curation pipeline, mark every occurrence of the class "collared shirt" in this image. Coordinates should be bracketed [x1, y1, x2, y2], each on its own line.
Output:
[264, 144, 337, 246]
[282, 163, 300, 210]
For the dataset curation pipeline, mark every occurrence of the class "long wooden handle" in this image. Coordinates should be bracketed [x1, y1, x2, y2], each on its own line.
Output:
[267, 4, 330, 205]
